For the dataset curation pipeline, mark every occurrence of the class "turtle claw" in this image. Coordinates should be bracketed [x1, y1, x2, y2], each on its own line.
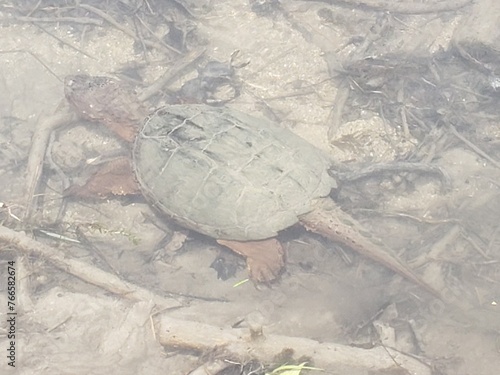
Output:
[216, 238, 285, 283]
[246, 252, 283, 283]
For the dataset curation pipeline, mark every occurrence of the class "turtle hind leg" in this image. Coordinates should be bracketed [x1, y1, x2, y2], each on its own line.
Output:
[217, 238, 285, 283]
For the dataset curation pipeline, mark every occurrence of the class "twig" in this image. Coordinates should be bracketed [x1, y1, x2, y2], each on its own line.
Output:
[0, 50, 61, 82]
[397, 87, 410, 138]
[418, 225, 462, 265]
[448, 123, 500, 169]
[334, 161, 451, 189]
[138, 48, 206, 102]
[34, 23, 96, 60]
[327, 79, 350, 143]
[5, 16, 103, 26]
[45, 130, 71, 223]
[460, 232, 491, 260]
[356, 209, 459, 226]
[26, 0, 43, 17]
[311, 0, 473, 14]
[487, 224, 500, 256]
[23, 103, 77, 221]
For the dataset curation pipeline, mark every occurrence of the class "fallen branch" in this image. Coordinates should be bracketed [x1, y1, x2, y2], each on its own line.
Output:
[0, 225, 182, 309]
[156, 314, 433, 375]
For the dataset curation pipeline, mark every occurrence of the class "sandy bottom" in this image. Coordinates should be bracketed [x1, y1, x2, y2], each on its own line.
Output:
[0, 1, 499, 374]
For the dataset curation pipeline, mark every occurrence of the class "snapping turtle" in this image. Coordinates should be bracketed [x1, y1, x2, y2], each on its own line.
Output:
[64, 75, 441, 298]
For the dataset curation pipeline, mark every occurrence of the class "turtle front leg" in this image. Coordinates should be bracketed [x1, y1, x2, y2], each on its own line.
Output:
[217, 238, 285, 283]
[65, 156, 141, 198]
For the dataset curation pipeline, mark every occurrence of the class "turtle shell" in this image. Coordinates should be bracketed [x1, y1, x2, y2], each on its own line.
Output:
[133, 104, 335, 241]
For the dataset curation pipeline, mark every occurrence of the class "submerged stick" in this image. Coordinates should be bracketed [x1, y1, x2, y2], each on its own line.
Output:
[156, 314, 433, 375]
[0, 225, 182, 309]
[23, 105, 77, 221]
[311, 0, 472, 14]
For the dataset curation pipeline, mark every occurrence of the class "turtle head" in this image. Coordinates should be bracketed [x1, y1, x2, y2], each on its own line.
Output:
[64, 75, 119, 122]
[64, 74, 144, 142]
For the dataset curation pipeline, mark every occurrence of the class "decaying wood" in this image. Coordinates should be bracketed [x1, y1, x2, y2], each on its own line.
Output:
[0, 225, 182, 309]
[155, 314, 433, 375]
